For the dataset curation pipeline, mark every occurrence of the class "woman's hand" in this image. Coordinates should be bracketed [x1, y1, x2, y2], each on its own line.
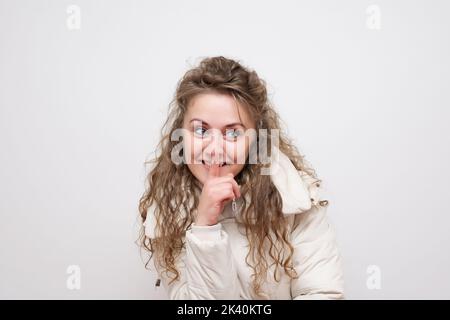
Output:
[195, 162, 241, 226]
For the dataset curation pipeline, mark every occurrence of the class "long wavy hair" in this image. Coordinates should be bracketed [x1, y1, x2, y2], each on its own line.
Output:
[138, 56, 319, 298]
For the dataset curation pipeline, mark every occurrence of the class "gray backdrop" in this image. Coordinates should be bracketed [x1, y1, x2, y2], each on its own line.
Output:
[1, 0, 449, 299]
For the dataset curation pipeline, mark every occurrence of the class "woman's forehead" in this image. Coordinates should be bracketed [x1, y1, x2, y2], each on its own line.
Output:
[185, 93, 255, 128]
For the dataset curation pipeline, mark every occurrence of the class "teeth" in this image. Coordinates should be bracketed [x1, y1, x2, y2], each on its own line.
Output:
[201, 160, 227, 167]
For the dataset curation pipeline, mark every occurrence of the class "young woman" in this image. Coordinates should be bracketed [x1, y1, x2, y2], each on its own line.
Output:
[138, 56, 345, 299]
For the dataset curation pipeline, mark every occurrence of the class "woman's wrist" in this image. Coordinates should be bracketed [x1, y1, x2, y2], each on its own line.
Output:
[194, 209, 217, 226]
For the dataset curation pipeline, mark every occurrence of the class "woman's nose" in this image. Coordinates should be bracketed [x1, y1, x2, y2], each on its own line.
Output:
[203, 131, 225, 161]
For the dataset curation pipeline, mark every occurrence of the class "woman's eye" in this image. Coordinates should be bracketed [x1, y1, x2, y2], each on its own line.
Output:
[194, 127, 207, 137]
[194, 127, 242, 140]
[225, 129, 242, 140]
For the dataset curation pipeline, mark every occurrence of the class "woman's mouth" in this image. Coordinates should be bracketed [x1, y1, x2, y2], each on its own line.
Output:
[201, 160, 230, 169]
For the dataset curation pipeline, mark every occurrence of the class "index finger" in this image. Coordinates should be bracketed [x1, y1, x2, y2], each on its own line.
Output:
[218, 173, 241, 198]
[208, 162, 220, 178]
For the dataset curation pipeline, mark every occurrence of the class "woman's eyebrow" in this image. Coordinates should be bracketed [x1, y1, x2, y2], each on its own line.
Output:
[189, 118, 246, 128]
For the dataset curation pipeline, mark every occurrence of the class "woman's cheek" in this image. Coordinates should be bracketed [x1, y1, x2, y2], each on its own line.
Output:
[231, 139, 249, 165]
[182, 138, 193, 164]
[183, 135, 203, 164]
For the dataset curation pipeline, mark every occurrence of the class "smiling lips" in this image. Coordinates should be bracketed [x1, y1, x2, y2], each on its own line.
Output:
[201, 160, 230, 168]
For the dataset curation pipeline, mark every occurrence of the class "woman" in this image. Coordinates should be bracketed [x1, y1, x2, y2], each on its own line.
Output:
[138, 56, 345, 299]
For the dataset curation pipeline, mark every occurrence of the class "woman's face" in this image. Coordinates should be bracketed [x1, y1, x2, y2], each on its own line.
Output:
[182, 92, 256, 185]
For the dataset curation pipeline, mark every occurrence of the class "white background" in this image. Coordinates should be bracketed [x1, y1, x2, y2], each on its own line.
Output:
[1, 0, 449, 299]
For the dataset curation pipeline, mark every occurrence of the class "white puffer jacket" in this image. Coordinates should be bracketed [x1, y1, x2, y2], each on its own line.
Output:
[143, 148, 345, 300]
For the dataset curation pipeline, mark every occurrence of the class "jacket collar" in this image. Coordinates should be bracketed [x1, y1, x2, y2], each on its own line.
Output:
[268, 145, 314, 215]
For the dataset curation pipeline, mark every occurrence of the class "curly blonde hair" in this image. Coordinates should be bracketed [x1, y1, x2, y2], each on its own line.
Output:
[138, 56, 319, 298]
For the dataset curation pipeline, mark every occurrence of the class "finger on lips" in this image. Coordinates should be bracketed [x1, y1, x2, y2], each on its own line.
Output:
[207, 161, 241, 198]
